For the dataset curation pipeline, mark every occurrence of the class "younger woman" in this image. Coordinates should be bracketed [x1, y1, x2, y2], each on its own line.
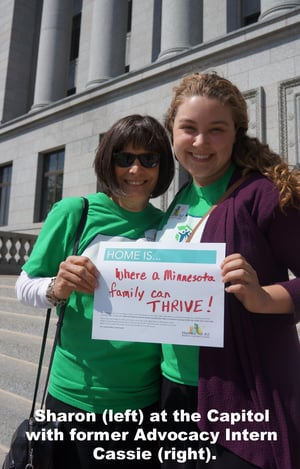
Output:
[157, 72, 300, 469]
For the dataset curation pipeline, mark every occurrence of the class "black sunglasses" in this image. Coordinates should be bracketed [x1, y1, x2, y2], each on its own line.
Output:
[112, 151, 160, 168]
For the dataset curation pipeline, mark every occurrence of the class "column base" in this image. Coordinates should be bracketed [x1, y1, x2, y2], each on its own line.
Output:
[86, 78, 111, 89]
[30, 102, 51, 112]
[259, 3, 300, 21]
[157, 47, 190, 62]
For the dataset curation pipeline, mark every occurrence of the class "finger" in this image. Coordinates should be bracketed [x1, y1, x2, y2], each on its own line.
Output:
[222, 267, 252, 284]
[221, 256, 254, 281]
[56, 257, 99, 295]
[65, 256, 99, 276]
[60, 256, 99, 280]
[57, 270, 96, 293]
[220, 253, 244, 269]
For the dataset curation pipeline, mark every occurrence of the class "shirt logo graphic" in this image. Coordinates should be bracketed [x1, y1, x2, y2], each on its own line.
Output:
[175, 224, 193, 242]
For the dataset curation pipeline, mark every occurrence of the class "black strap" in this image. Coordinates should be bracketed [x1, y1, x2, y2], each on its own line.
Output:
[72, 197, 89, 256]
[29, 307, 52, 417]
[56, 196, 89, 345]
[186, 175, 249, 242]
[30, 197, 89, 416]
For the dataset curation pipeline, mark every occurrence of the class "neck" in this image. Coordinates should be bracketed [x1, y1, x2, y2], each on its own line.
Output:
[111, 196, 148, 212]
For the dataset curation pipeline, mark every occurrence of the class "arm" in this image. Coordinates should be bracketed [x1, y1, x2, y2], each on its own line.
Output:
[50, 255, 99, 299]
[16, 270, 52, 308]
[221, 253, 294, 315]
[18, 197, 99, 308]
[16, 256, 99, 308]
[224, 180, 300, 319]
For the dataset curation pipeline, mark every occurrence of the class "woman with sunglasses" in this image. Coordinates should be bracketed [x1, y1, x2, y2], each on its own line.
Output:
[15, 114, 175, 469]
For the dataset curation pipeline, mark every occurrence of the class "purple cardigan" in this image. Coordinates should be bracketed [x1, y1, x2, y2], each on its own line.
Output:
[198, 170, 300, 469]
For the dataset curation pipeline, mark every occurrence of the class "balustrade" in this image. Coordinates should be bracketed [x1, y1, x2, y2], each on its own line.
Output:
[0, 232, 37, 274]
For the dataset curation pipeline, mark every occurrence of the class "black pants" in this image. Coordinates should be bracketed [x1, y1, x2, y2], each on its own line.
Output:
[160, 377, 260, 469]
[46, 394, 160, 469]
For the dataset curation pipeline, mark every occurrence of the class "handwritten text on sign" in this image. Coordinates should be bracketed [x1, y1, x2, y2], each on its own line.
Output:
[92, 242, 225, 347]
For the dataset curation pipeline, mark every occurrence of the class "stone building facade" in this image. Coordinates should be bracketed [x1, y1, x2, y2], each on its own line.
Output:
[0, 0, 300, 234]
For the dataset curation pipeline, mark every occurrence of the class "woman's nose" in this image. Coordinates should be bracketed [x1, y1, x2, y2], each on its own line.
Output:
[128, 159, 142, 172]
[193, 133, 207, 146]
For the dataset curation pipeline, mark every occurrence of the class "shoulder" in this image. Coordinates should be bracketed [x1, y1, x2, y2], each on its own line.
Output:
[49, 196, 86, 217]
[40, 196, 90, 244]
[233, 171, 275, 192]
[233, 172, 279, 208]
[49, 194, 106, 221]
[229, 172, 300, 236]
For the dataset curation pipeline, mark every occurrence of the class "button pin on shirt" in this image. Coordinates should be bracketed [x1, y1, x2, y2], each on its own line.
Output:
[170, 204, 189, 219]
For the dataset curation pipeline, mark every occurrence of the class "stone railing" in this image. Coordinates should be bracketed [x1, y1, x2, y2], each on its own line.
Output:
[0, 231, 37, 275]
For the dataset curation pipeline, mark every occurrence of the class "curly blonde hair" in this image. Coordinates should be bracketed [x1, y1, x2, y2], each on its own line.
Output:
[165, 72, 300, 209]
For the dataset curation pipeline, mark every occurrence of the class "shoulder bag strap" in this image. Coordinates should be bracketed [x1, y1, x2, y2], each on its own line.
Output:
[186, 175, 249, 243]
[30, 197, 89, 416]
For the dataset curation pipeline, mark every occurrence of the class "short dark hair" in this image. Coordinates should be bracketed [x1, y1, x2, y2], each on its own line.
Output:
[94, 114, 174, 198]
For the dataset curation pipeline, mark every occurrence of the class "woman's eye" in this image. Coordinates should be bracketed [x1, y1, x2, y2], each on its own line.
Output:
[182, 126, 196, 132]
[211, 128, 223, 133]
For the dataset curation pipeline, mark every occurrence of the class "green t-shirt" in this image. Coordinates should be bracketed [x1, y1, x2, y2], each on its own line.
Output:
[23, 193, 163, 413]
[156, 165, 235, 386]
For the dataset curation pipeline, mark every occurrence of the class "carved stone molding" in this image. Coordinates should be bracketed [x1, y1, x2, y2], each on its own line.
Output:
[243, 87, 265, 142]
[279, 77, 300, 166]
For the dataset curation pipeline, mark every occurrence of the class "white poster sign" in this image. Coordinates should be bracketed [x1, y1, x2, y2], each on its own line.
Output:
[92, 241, 225, 347]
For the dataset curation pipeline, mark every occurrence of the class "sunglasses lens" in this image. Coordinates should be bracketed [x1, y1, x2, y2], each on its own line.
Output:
[113, 152, 135, 167]
[113, 152, 160, 168]
[139, 154, 160, 168]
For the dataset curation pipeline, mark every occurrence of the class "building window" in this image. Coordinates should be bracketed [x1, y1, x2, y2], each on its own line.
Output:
[36, 149, 65, 222]
[0, 163, 12, 226]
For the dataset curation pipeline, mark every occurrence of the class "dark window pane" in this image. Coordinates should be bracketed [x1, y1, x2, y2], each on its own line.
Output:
[39, 150, 64, 221]
[0, 164, 12, 226]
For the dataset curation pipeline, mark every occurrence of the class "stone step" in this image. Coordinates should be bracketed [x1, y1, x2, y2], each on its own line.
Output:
[0, 310, 56, 338]
[0, 389, 31, 458]
[0, 275, 18, 284]
[0, 295, 47, 317]
[0, 328, 55, 364]
[0, 275, 56, 463]
[0, 353, 49, 402]
[0, 284, 16, 298]
[0, 353, 50, 462]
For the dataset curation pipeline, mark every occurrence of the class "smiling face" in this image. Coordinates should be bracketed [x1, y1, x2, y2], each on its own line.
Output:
[173, 95, 236, 187]
[113, 143, 160, 212]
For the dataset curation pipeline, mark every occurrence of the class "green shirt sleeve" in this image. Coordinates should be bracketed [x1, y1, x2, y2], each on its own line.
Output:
[23, 197, 84, 277]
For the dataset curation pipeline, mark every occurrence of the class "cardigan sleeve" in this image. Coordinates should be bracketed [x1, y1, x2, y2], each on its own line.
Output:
[242, 175, 300, 322]
[248, 176, 300, 321]
[202, 172, 300, 323]
[266, 203, 300, 322]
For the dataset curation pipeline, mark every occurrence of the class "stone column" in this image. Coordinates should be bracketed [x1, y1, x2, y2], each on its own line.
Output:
[31, 0, 73, 110]
[158, 0, 202, 61]
[129, 0, 157, 70]
[86, 0, 128, 88]
[260, 0, 300, 21]
[203, 0, 227, 42]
